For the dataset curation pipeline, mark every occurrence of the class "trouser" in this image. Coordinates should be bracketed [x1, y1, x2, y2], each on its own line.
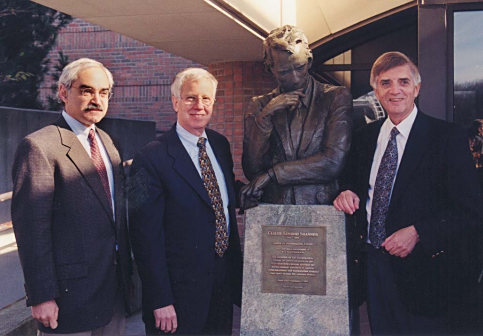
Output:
[145, 255, 233, 336]
[38, 291, 126, 336]
[366, 245, 445, 335]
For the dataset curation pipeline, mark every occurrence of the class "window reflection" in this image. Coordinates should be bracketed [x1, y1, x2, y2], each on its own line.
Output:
[454, 10, 483, 180]
[453, 10, 483, 127]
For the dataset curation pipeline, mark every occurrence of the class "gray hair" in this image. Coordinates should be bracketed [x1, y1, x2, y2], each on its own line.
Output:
[370, 51, 421, 89]
[170, 68, 218, 98]
[263, 25, 313, 71]
[58, 58, 114, 91]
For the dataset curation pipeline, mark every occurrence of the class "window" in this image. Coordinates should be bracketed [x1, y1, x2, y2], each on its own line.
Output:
[453, 9, 483, 127]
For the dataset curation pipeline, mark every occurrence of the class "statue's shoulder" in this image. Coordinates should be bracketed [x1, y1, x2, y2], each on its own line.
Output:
[312, 79, 349, 95]
[311, 80, 352, 104]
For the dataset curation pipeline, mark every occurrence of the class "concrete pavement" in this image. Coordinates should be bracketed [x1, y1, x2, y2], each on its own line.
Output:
[125, 311, 144, 336]
[125, 306, 241, 336]
[0, 226, 25, 310]
[0, 223, 242, 336]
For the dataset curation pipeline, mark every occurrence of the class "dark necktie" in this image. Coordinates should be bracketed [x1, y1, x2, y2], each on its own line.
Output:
[369, 127, 400, 248]
[197, 137, 229, 257]
[88, 129, 112, 209]
[290, 105, 307, 152]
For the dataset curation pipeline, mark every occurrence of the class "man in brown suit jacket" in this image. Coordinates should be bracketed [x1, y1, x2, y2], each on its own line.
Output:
[11, 58, 132, 335]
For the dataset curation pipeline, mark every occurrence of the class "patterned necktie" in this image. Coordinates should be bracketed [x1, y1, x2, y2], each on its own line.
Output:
[88, 129, 112, 210]
[290, 105, 307, 151]
[369, 127, 400, 248]
[197, 137, 229, 257]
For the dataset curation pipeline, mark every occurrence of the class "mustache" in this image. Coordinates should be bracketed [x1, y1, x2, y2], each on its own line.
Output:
[83, 104, 103, 112]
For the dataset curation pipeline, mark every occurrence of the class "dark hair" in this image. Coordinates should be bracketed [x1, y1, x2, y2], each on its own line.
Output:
[370, 51, 421, 89]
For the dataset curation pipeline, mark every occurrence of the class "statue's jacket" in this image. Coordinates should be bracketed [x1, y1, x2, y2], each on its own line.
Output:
[243, 75, 353, 205]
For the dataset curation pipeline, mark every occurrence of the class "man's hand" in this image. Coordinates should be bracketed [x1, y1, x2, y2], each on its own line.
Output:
[382, 225, 419, 258]
[333, 190, 360, 215]
[154, 305, 177, 333]
[240, 172, 271, 211]
[31, 300, 59, 329]
[255, 91, 305, 129]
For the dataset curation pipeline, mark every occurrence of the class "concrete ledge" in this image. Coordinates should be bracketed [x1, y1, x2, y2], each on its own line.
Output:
[0, 298, 36, 336]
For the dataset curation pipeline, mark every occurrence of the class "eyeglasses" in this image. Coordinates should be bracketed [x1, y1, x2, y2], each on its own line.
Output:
[71, 86, 113, 100]
[182, 96, 215, 107]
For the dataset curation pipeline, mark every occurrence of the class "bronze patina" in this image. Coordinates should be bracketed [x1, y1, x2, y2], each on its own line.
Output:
[241, 25, 352, 209]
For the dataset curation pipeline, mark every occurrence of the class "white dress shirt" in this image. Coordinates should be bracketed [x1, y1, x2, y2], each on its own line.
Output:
[176, 123, 230, 232]
[365, 105, 418, 239]
[62, 111, 115, 216]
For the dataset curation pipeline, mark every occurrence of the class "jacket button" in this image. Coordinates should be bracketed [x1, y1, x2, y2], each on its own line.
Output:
[65, 288, 69, 293]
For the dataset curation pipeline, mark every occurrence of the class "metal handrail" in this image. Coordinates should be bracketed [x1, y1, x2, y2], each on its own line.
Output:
[0, 192, 12, 203]
[0, 160, 133, 204]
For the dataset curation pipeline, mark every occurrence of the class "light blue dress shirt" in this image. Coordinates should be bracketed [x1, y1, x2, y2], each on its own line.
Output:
[176, 123, 230, 232]
[62, 111, 115, 216]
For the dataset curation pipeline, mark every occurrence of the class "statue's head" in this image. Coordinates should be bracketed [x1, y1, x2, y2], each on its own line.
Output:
[263, 25, 313, 92]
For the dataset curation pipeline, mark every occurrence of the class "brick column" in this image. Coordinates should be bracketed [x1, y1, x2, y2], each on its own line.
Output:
[40, 19, 201, 132]
[208, 61, 275, 182]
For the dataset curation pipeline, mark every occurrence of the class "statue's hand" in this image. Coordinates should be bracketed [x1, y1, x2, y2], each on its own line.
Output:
[239, 172, 271, 212]
[255, 91, 305, 129]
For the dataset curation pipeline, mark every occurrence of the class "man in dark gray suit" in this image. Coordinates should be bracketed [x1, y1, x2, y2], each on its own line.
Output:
[12, 58, 132, 335]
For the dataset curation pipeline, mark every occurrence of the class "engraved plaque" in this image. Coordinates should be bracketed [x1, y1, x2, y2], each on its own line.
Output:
[261, 225, 327, 295]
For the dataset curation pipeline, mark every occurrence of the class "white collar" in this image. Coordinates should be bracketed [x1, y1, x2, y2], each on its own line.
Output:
[62, 110, 95, 137]
[383, 104, 418, 140]
[176, 122, 207, 145]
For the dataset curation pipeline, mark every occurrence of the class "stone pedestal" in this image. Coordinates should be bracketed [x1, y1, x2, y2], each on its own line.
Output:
[240, 204, 349, 336]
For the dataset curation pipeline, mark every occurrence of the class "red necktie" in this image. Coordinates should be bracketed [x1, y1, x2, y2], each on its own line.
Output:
[88, 129, 112, 210]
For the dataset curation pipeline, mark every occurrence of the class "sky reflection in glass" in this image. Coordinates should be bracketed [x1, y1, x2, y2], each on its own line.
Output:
[454, 10, 483, 84]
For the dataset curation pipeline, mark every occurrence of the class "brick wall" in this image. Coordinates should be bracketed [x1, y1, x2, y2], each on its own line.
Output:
[40, 19, 277, 182]
[209, 61, 275, 182]
[208, 61, 275, 236]
[39, 18, 202, 131]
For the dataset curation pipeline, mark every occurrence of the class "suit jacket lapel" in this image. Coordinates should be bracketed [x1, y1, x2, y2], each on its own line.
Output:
[268, 88, 296, 160]
[390, 113, 431, 210]
[56, 118, 114, 222]
[166, 126, 212, 208]
[362, 120, 383, 201]
[298, 77, 318, 154]
[207, 131, 236, 208]
[98, 128, 121, 169]
[97, 128, 122, 227]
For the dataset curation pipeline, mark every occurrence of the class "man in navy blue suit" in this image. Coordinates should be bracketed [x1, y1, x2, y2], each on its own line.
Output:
[129, 68, 242, 335]
[334, 52, 482, 334]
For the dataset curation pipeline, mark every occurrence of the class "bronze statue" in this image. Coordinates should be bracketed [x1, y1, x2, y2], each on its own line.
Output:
[241, 25, 352, 209]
